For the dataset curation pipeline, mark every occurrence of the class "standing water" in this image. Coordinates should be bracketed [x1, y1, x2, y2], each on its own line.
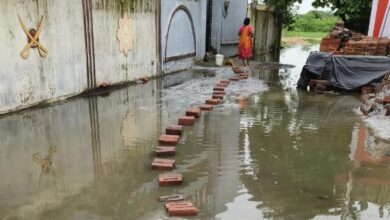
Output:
[1, 45, 390, 220]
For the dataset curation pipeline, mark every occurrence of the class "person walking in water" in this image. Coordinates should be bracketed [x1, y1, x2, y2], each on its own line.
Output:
[238, 18, 254, 67]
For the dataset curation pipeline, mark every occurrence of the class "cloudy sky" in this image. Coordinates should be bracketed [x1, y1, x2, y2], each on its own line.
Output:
[248, 0, 331, 14]
[295, 0, 331, 14]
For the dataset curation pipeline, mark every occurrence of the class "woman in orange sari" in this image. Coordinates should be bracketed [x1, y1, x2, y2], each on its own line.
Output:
[238, 18, 254, 66]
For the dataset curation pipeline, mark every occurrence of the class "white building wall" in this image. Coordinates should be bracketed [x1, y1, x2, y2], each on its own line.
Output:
[92, 0, 158, 85]
[0, 0, 159, 114]
[0, 0, 87, 114]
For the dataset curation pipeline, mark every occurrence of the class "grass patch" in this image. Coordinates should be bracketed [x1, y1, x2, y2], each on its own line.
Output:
[283, 31, 328, 39]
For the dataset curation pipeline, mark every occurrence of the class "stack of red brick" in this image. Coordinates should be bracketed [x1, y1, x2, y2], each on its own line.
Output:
[320, 36, 390, 56]
[319, 38, 341, 52]
[360, 85, 390, 116]
[344, 37, 390, 55]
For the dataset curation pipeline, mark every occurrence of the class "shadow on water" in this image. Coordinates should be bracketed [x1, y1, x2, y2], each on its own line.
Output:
[1, 45, 390, 219]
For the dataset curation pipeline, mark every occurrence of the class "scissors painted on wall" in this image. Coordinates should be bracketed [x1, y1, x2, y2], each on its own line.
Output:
[18, 15, 48, 59]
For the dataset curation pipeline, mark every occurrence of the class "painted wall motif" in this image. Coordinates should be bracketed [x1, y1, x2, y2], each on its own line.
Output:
[92, 0, 158, 86]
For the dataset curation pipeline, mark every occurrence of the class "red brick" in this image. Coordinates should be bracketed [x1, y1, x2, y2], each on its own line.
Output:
[166, 125, 183, 136]
[165, 201, 198, 217]
[165, 201, 193, 210]
[178, 116, 195, 126]
[213, 86, 225, 91]
[199, 104, 213, 111]
[212, 92, 224, 96]
[186, 108, 201, 118]
[159, 135, 180, 145]
[156, 146, 176, 157]
[383, 97, 390, 104]
[212, 94, 224, 100]
[213, 90, 225, 95]
[361, 85, 375, 94]
[206, 99, 221, 105]
[158, 173, 183, 186]
[152, 158, 175, 170]
[216, 83, 228, 88]
[168, 207, 198, 217]
[220, 80, 230, 84]
[229, 77, 240, 81]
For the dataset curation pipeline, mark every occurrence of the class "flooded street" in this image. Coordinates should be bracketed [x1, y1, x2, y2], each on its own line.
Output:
[1, 45, 390, 220]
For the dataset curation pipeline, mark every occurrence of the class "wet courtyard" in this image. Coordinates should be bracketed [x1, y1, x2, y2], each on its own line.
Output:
[1, 45, 390, 220]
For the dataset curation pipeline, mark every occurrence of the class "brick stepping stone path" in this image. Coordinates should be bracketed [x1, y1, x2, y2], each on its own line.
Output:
[205, 99, 221, 105]
[178, 116, 196, 126]
[152, 158, 175, 170]
[186, 107, 201, 118]
[166, 125, 183, 136]
[229, 77, 240, 81]
[212, 94, 224, 100]
[156, 146, 176, 157]
[199, 104, 213, 111]
[158, 173, 183, 186]
[213, 86, 225, 91]
[216, 83, 228, 88]
[159, 135, 180, 145]
[213, 90, 225, 95]
[165, 201, 198, 216]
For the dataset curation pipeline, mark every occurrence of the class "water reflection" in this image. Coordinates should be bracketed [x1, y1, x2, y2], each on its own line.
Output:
[32, 146, 59, 189]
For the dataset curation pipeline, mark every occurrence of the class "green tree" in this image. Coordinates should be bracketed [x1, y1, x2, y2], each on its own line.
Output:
[290, 11, 339, 32]
[264, 0, 302, 54]
[312, 0, 372, 34]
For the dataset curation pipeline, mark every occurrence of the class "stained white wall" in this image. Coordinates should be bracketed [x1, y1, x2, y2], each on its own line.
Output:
[0, 0, 159, 114]
[92, 0, 158, 85]
[0, 0, 87, 114]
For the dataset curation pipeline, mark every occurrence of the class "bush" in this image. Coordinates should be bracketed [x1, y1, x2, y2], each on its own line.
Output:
[289, 11, 338, 33]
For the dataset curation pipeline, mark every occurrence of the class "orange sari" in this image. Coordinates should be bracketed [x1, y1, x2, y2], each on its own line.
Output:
[238, 25, 253, 59]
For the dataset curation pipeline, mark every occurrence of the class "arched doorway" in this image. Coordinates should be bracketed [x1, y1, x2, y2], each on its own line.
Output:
[164, 5, 196, 62]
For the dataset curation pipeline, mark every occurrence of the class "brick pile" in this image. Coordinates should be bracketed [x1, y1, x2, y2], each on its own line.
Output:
[319, 38, 341, 52]
[320, 36, 390, 56]
[360, 73, 390, 116]
[344, 37, 390, 55]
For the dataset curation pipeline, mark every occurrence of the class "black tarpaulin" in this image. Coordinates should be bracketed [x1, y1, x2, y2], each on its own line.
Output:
[297, 52, 390, 90]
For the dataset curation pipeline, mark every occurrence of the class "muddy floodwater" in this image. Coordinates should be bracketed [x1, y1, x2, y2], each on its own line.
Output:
[1, 45, 390, 220]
